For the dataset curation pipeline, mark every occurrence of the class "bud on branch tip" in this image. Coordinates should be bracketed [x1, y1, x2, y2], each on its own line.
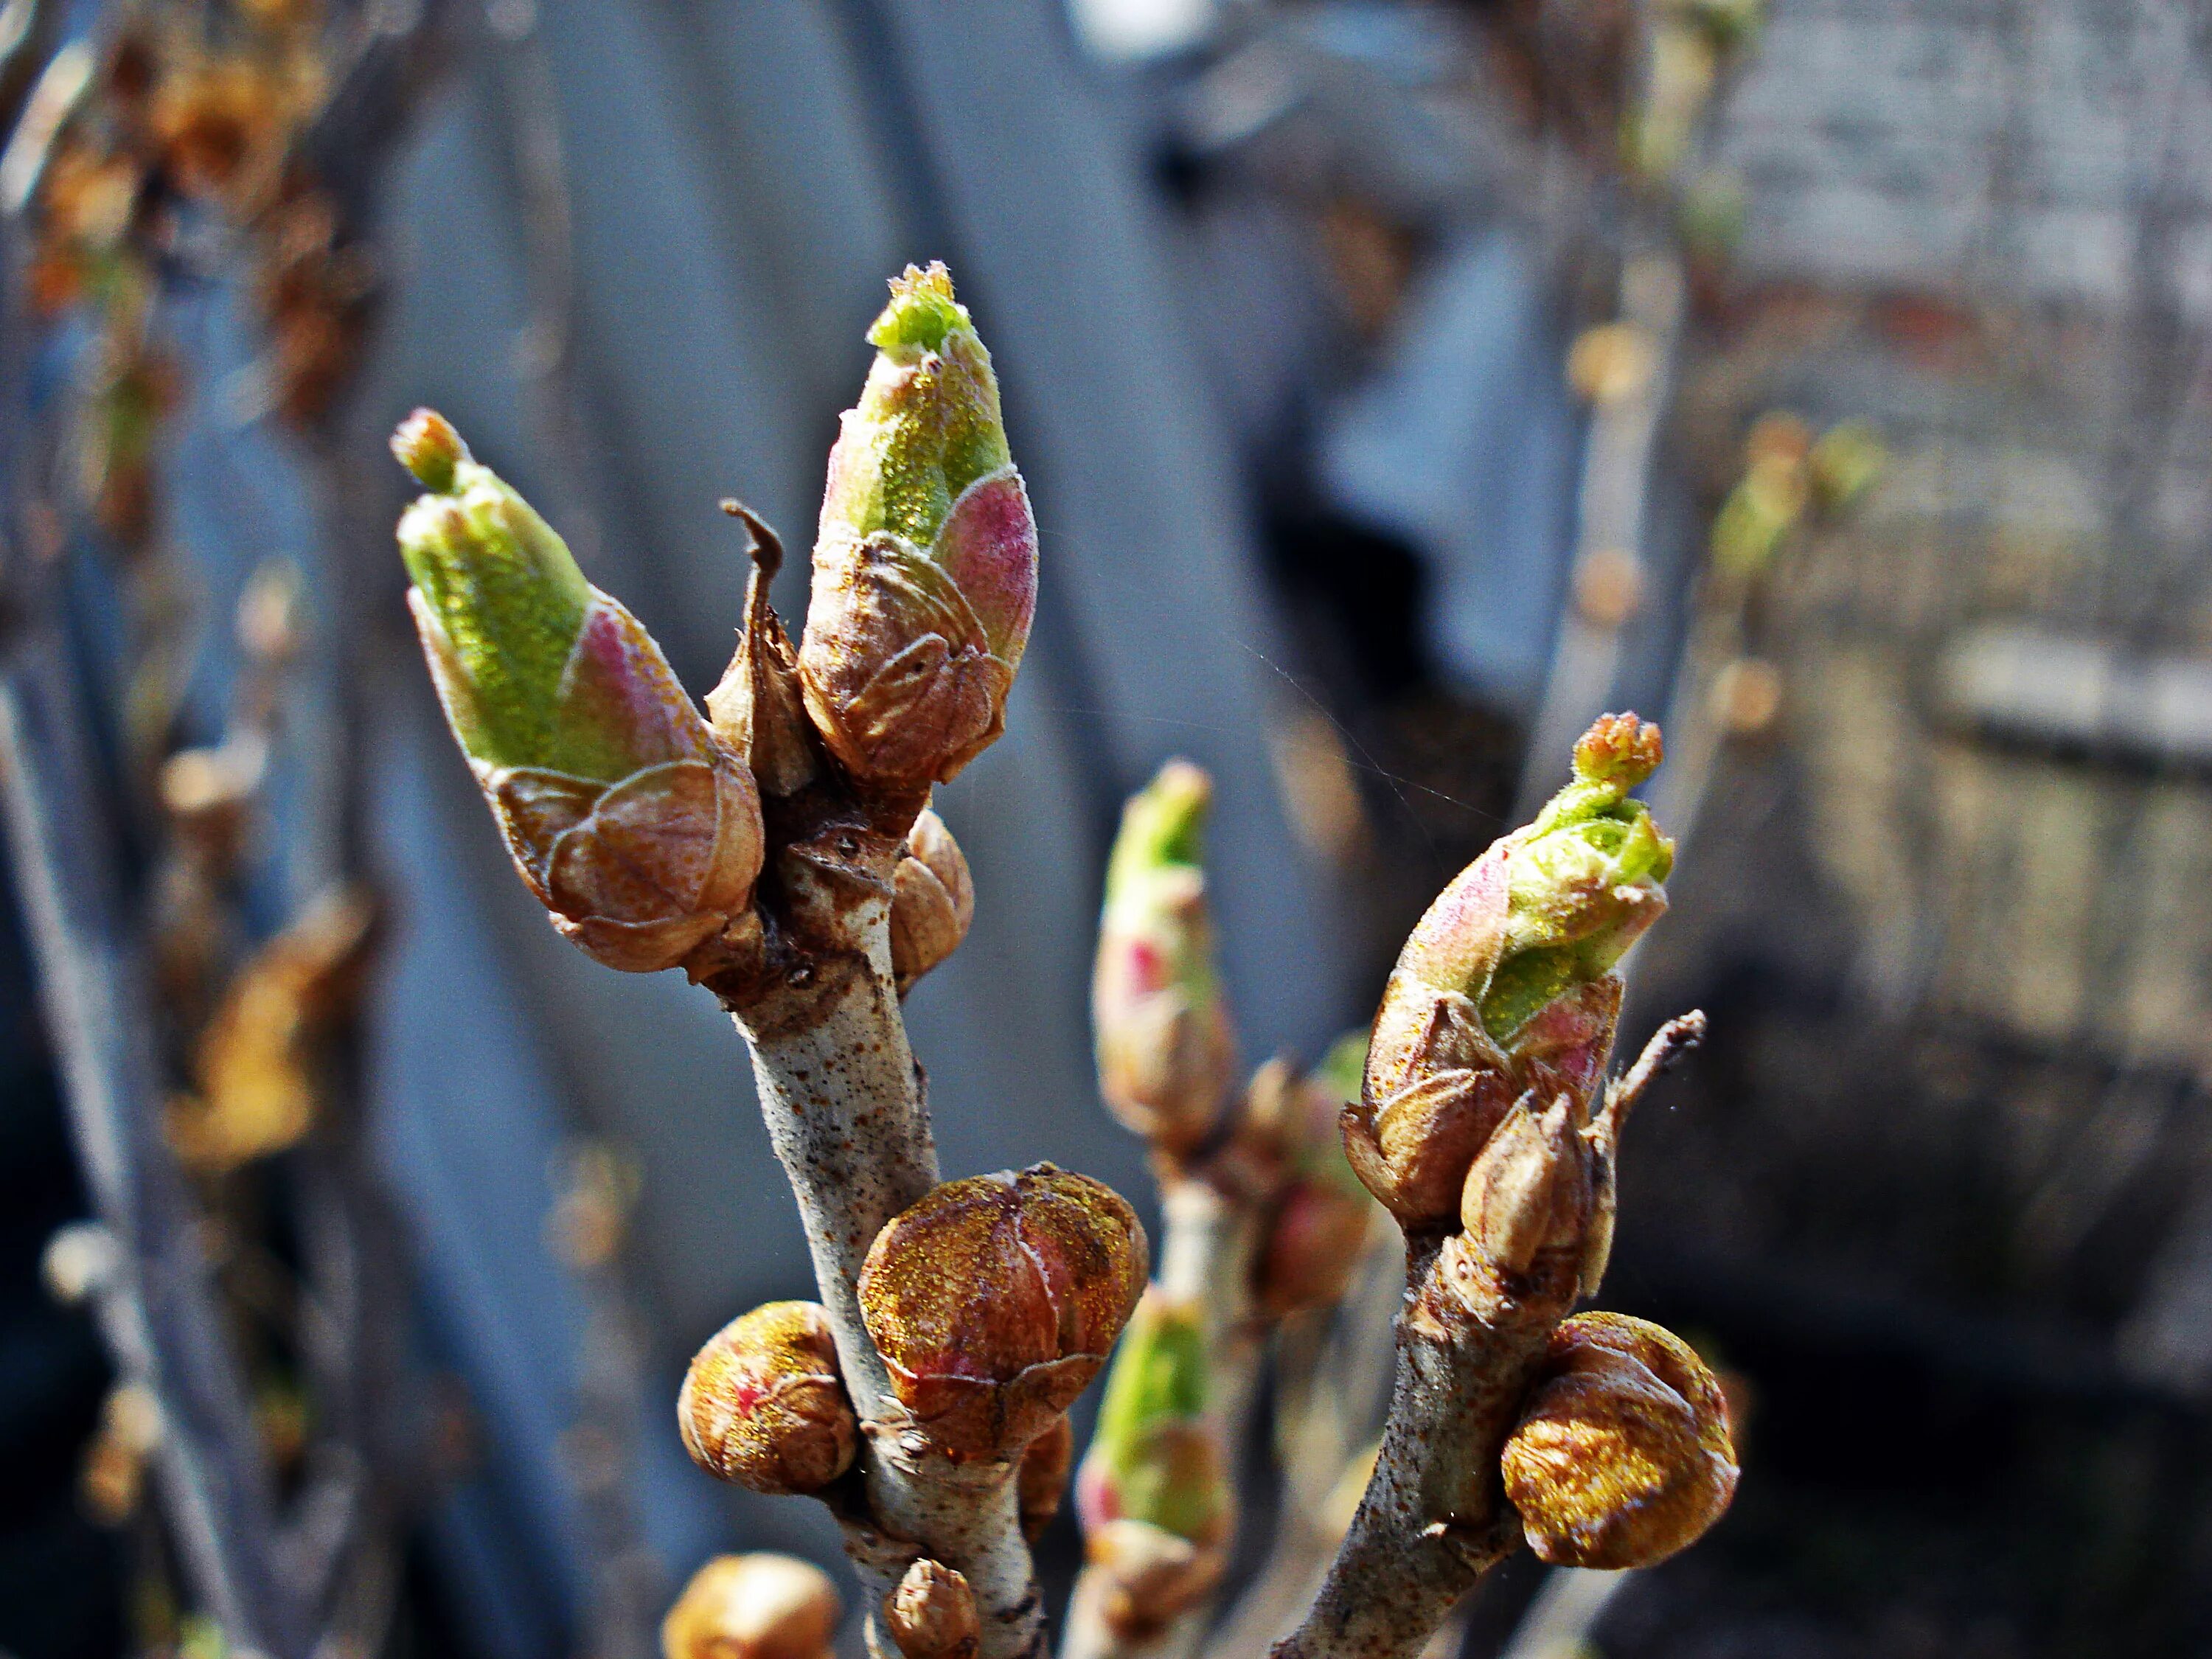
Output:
[1347, 713, 1670, 1225]
[800, 263, 1039, 788]
[390, 410, 765, 975]
[1093, 761, 1237, 1155]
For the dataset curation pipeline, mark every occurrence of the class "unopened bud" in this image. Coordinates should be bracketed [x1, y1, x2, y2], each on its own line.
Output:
[1458, 1093, 1593, 1278]
[1093, 762, 1237, 1155]
[1077, 1292, 1233, 1549]
[1348, 715, 1668, 1225]
[858, 1164, 1147, 1458]
[661, 1554, 841, 1659]
[799, 264, 1037, 787]
[1018, 1413, 1076, 1542]
[43, 1223, 119, 1307]
[1501, 1312, 1737, 1570]
[891, 809, 975, 995]
[1256, 1178, 1374, 1318]
[885, 1560, 979, 1659]
[393, 411, 765, 973]
[678, 1302, 857, 1496]
[1084, 1520, 1227, 1642]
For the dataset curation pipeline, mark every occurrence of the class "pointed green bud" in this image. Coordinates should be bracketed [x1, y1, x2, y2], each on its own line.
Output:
[1093, 762, 1237, 1156]
[1077, 1292, 1231, 1541]
[1346, 715, 1669, 1226]
[392, 411, 765, 974]
[799, 263, 1038, 788]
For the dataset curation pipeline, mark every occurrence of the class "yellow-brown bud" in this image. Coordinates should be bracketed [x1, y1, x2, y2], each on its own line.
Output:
[1500, 1312, 1737, 1570]
[885, 1559, 980, 1659]
[1018, 1413, 1076, 1542]
[891, 808, 975, 995]
[858, 1165, 1148, 1458]
[662, 1554, 841, 1659]
[678, 1303, 857, 1495]
[1084, 1518, 1227, 1642]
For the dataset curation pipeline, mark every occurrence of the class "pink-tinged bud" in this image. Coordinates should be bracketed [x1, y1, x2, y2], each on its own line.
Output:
[890, 808, 975, 995]
[1501, 1313, 1738, 1570]
[662, 1554, 841, 1659]
[1018, 1413, 1076, 1543]
[394, 412, 765, 974]
[1077, 1292, 1233, 1548]
[858, 1165, 1147, 1458]
[885, 1560, 980, 1659]
[799, 264, 1037, 787]
[678, 1302, 857, 1496]
[1347, 714, 1669, 1226]
[1255, 1177, 1374, 1318]
[1093, 762, 1237, 1156]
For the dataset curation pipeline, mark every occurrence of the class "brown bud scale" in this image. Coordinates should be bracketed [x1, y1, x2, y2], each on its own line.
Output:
[678, 1302, 857, 1495]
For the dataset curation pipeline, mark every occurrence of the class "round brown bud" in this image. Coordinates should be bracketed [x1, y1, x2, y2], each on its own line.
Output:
[859, 1165, 1148, 1458]
[891, 809, 975, 994]
[662, 1553, 841, 1659]
[1085, 1518, 1227, 1642]
[884, 1559, 980, 1659]
[1018, 1413, 1076, 1542]
[678, 1303, 857, 1495]
[1254, 1177, 1374, 1318]
[1500, 1312, 1737, 1570]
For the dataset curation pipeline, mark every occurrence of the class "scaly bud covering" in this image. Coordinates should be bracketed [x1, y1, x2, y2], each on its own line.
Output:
[678, 1302, 857, 1495]
[799, 263, 1037, 787]
[1240, 1037, 1378, 1316]
[1018, 1413, 1076, 1542]
[661, 1554, 841, 1659]
[1093, 761, 1238, 1156]
[1346, 713, 1671, 1225]
[858, 1164, 1147, 1458]
[392, 411, 765, 973]
[1076, 1291, 1234, 1555]
[1456, 1093, 1594, 1278]
[1500, 1312, 1738, 1570]
[891, 808, 975, 995]
[886, 1560, 981, 1659]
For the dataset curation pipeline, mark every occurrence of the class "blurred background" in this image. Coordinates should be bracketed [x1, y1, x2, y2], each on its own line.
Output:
[4, 0, 2212, 1655]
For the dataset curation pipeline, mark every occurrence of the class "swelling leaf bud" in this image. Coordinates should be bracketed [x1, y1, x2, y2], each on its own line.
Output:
[886, 1560, 980, 1659]
[1077, 1292, 1234, 1548]
[1237, 1041, 1379, 1317]
[799, 264, 1038, 787]
[1085, 1520, 1228, 1643]
[393, 411, 765, 973]
[663, 1554, 841, 1659]
[1501, 1312, 1738, 1570]
[1347, 714, 1669, 1225]
[1018, 1414, 1076, 1543]
[1458, 1093, 1593, 1278]
[891, 808, 975, 995]
[859, 1164, 1147, 1458]
[678, 1302, 857, 1495]
[1093, 762, 1238, 1155]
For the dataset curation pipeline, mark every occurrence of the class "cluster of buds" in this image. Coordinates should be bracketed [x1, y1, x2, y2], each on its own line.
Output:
[1346, 713, 1671, 1230]
[1234, 1035, 1379, 1318]
[662, 1553, 842, 1659]
[799, 263, 1039, 790]
[1092, 760, 1238, 1158]
[1501, 1312, 1738, 1568]
[392, 410, 765, 974]
[678, 1301, 858, 1497]
[1073, 1291, 1235, 1639]
[858, 1165, 1147, 1459]
[1710, 413, 1885, 580]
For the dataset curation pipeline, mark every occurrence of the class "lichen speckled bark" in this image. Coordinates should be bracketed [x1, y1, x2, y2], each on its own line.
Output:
[723, 880, 1048, 1659]
[1269, 1239, 1576, 1659]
